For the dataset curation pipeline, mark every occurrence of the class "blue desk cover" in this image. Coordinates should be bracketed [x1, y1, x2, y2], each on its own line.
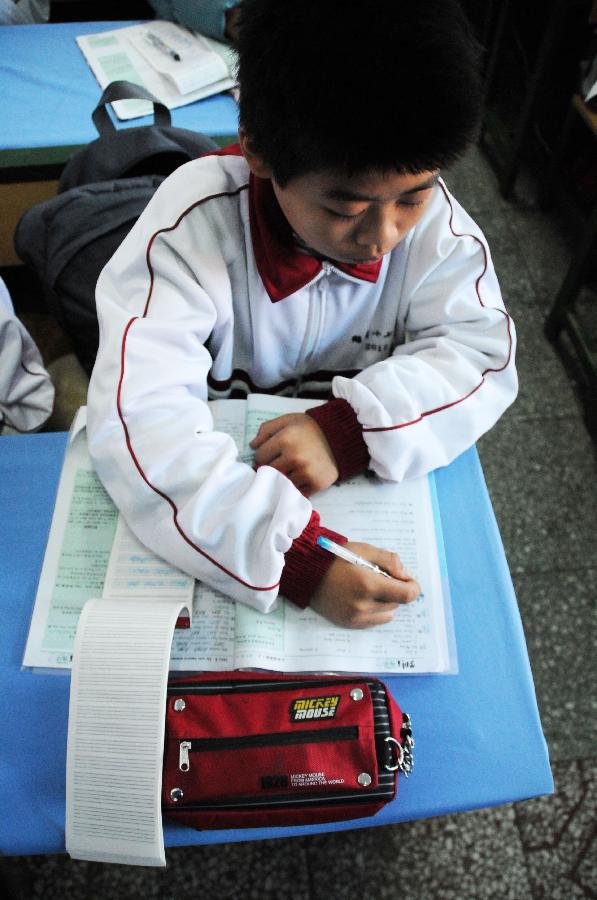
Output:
[0, 22, 239, 154]
[0, 434, 553, 855]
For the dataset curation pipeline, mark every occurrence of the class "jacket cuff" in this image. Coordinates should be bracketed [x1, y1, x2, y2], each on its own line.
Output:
[306, 398, 370, 481]
[280, 511, 348, 609]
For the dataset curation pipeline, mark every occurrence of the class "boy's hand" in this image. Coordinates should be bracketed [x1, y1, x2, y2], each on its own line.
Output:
[250, 413, 339, 496]
[309, 542, 420, 629]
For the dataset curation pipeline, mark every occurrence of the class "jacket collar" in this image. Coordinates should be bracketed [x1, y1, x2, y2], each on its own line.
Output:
[248, 171, 383, 302]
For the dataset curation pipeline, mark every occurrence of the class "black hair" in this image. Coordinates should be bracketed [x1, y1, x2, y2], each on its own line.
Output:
[236, 0, 484, 186]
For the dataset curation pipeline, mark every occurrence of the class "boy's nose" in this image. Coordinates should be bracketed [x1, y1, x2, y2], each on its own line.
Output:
[354, 209, 400, 255]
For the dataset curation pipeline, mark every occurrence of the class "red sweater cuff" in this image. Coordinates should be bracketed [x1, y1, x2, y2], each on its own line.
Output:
[306, 398, 370, 481]
[280, 510, 348, 609]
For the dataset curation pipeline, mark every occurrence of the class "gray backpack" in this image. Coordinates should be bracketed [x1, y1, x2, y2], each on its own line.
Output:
[15, 81, 218, 376]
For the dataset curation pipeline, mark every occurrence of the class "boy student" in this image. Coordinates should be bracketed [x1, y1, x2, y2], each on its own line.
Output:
[87, 0, 517, 629]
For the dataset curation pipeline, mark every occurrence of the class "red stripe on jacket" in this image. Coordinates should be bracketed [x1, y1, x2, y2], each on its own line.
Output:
[117, 184, 286, 592]
[362, 181, 513, 434]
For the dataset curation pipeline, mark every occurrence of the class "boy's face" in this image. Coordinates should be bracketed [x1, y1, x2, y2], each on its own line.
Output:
[270, 167, 439, 265]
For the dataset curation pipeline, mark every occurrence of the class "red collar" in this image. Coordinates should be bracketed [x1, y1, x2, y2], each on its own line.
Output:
[248, 173, 383, 301]
[212, 144, 382, 300]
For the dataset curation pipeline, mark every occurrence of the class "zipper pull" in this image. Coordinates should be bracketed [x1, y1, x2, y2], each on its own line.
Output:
[179, 740, 191, 772]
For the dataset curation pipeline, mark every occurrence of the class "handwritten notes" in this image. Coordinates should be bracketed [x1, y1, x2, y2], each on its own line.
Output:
[170, 587, 236, 669]
[102, 518, 194, 601]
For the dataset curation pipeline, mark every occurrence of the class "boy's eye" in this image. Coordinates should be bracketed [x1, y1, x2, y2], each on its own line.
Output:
[326, 190, 431, 220]
[328, 195, 429, 219]
[399, 187, 436, 208]
[326, 208, 363, 220]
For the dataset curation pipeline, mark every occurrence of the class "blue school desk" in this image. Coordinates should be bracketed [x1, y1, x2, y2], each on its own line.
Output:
[0, 433, 553, 856]
[0, 21, 239, 176]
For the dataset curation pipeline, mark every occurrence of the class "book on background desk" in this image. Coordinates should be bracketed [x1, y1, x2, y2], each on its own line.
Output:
[76, 21, 237, 120]
[22, 397, 456, 675]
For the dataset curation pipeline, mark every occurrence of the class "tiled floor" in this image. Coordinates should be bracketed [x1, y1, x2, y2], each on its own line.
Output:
[3, 144, 596, 898]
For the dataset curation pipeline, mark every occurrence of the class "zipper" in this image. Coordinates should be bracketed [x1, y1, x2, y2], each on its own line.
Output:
[292, 268, 328, 396]
[172, 784, 395, 812]
[167, 676, 364, 696]
[179, 725, 358, 772]
[302, 269, 327, 370]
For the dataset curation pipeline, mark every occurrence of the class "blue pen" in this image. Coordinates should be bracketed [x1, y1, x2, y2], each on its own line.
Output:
[316, 535, 393, 578]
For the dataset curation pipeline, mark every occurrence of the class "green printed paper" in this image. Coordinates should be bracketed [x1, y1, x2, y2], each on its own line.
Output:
[42, 469, 118, 652]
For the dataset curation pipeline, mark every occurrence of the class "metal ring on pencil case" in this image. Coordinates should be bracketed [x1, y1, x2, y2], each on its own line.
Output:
[383, 736, 404, 772]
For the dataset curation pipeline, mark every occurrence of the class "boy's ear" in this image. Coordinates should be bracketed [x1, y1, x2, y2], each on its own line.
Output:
[238, 128, 274, 179]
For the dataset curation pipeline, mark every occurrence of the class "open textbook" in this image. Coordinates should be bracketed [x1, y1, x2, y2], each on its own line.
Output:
[23, 397, 456, 675]
[77, 21, 237, 120]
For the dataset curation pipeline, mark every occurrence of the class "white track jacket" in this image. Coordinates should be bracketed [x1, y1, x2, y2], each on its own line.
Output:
[87, 148, 517, 613]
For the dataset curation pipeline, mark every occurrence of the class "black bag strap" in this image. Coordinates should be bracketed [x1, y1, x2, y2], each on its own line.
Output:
[92, 80, 171, 134]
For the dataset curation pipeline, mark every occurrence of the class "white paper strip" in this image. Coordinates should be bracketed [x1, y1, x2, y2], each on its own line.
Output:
[65, 596, 189, 867]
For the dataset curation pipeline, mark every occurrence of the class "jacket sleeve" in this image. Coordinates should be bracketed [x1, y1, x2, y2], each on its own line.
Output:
[0, 276, 54, 434]
[330, 183, 518, 481]
[86, 170, 315, 614]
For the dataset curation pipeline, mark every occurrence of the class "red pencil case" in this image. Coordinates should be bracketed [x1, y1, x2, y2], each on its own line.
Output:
[162, 671, 414, 829]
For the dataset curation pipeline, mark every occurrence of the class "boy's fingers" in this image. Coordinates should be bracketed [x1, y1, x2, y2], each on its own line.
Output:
[254, 433, 300, 467]
[374, 575, 420, 605]
[250, 415, 291, 448]
[254, 439, 283, 466]
[373, 548, 411, 580]
[353, 544, 412, 581]
[348, 606, 399, 629]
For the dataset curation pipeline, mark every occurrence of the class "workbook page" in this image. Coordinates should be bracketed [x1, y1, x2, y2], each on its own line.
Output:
[24, 410, 194, 670]
[229, 473, 452, 674]
[22, 410, 118, 670]
[288, 474, 449, 673]
[76, 23, 236, 120]
[235, 394, 453, 673]
[25, 399, 454, 674]
[102, 517, 194, 601]
[170, 583, 236, 670]
[209, 398, 247, 447]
